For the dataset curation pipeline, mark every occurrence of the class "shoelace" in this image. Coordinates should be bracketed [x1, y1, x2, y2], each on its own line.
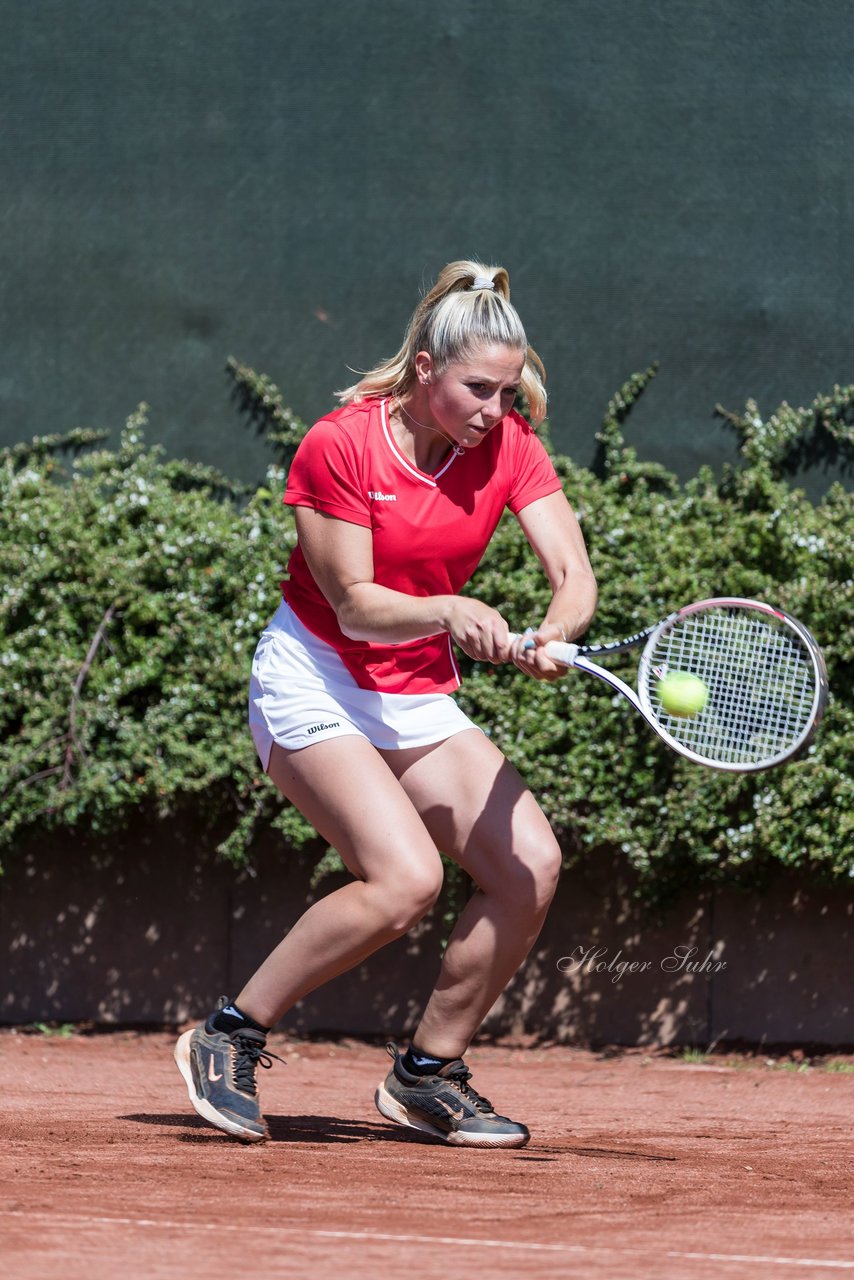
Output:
[231, 1034, 284, 1096]
[445, 1064, 494, 1114]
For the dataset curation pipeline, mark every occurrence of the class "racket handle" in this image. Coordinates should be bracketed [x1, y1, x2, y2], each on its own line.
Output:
[543, 640, 580, 666]
[507, 633, 580, 667]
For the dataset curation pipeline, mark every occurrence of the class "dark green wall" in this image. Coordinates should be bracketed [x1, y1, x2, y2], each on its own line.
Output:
[2, 1, 852, 485]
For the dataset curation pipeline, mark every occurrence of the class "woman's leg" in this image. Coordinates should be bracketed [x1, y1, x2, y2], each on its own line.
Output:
[234, 736, 444, 1028]
[176, 732, 444, 1142]
[382, 728, 561, 1059]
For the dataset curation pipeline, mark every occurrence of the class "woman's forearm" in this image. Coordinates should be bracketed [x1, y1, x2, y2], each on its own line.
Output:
[336, 581, 457, 645]
[543, 570, 598, 643]
[337, 583, 516, 664]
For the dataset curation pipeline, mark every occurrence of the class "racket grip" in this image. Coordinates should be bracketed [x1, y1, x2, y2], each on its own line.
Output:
[543, 640, 580, 666]
[507, 633, 580, 666]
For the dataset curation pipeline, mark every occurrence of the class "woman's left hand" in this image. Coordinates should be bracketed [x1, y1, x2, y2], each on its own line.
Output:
[509, 623, 572, 683]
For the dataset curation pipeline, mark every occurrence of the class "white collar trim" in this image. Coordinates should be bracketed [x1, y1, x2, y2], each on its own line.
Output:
[380, 399, 460, 486]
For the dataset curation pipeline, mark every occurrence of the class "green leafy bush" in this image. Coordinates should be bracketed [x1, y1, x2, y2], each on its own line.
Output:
[0, 403, 314, 863]
[1, 365, 851, 904]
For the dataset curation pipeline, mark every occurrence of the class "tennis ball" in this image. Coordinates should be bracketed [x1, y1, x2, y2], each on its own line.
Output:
[658, 671, 708, 718]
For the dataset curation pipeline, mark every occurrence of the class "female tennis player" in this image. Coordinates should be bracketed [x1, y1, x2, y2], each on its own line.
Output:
[175, 259, 597, 1147]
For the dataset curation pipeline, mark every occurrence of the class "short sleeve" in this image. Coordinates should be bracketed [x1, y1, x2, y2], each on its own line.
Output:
[504, 412, 563, 514]
[283, 417, 372, 529]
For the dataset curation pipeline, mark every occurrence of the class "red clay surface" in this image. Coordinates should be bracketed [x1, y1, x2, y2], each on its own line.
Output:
[2, 1029, 853, 1280]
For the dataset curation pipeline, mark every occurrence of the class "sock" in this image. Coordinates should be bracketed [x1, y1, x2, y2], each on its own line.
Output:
[402, 1044, 456, 1076]
[207, 1001, 270, 1036]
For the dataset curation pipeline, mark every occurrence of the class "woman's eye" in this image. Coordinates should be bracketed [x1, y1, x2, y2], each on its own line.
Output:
[467, 382, 518, 397]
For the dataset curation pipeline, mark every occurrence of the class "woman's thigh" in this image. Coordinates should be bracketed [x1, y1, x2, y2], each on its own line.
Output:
[267, 737, 443, 890]
[379, 729, 560, 897]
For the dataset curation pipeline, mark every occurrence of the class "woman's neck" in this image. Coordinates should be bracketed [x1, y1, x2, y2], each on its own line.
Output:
[389, 390, 460, 473]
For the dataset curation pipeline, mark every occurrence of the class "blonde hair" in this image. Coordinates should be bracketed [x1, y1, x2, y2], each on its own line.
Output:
[337, 259, 548, 426]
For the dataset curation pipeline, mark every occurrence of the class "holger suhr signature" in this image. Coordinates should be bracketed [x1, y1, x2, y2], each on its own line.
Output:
[557, 945, 726, 984]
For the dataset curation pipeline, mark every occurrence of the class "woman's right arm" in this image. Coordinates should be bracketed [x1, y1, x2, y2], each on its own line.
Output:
[294, 506, 511, 662]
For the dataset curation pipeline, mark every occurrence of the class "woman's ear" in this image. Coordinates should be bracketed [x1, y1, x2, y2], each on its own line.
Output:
[413, 351, 434, 387]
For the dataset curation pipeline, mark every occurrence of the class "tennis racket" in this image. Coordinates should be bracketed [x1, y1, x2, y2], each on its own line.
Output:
[512, 597, 827, 772]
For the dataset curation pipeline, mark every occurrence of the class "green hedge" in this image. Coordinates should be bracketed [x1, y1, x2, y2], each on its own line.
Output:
[1, 365, 851, 903]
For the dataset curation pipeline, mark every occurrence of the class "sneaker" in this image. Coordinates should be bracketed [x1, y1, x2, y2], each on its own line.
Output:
[174, 1014, 280, 1143]
[375, 1043, 530, 1148]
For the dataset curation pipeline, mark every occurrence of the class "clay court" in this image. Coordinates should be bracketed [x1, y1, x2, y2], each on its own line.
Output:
[3, 1029, 852, 1279]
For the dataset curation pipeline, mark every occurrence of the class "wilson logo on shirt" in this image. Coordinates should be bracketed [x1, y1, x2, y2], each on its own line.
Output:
[368, 490, 397, 501]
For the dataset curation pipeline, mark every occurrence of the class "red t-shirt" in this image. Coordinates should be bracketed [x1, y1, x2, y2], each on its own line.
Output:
[282, 397, 562, 693]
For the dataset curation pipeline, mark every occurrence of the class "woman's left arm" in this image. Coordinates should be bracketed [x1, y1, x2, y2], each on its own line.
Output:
[513, 490, 598, 681]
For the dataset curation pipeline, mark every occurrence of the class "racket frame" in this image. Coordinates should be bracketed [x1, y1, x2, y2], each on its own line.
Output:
[538, 597, 828, 772]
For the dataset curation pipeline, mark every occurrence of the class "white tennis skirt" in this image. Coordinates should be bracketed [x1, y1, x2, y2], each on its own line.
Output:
[248, 600, 478, 770]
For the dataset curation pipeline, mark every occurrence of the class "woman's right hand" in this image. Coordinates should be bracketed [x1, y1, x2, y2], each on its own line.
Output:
[444, 597, 512, 663]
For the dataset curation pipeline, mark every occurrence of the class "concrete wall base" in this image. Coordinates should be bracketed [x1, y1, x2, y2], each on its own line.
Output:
[2, 822, 851, 1046]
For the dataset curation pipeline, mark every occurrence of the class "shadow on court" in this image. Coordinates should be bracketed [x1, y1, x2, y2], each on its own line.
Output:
[121, 1111, 426, 1144]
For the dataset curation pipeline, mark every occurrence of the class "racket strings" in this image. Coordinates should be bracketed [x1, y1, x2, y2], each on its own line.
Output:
[645, 610, 817, 766]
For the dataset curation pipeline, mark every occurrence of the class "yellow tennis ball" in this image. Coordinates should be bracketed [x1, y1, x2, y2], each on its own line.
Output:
[658, 671, 708, 718]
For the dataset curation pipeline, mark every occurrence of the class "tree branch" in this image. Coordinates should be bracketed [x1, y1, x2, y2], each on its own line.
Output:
[61, 602, 118, 789]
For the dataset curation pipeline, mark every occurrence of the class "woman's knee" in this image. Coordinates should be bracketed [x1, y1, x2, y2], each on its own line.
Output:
[371, 859, 444, 934]
[533, 834, 563, 904]
[481, 830, 562, 914]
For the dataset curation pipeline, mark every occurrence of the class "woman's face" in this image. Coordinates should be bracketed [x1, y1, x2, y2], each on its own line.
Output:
[417, 343, 526, 450]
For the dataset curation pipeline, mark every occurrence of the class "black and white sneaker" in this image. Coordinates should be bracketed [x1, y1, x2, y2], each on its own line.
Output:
[375, 1043, 530, 1148]
[174, 1014, 280, 1143]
